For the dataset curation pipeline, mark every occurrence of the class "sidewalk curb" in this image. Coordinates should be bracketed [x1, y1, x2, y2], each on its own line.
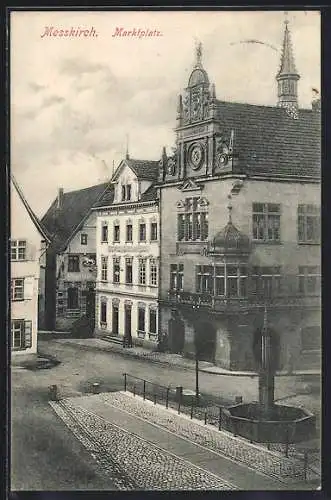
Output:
[48, 339, 321, 378]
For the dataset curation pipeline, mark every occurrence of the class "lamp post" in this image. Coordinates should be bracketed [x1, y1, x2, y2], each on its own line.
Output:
[192, 299, 201, 404]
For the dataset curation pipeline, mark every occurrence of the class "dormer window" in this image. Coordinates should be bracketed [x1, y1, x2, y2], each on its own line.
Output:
[121, 184, 132, 201]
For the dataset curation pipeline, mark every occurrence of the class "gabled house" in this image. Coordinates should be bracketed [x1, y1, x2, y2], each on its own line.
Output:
[41, 182, 114, 331]
[93, 156, 160, 347]
[11, 175, 50, 356]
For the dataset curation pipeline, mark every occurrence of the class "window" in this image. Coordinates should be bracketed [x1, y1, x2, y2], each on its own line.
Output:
[215, 266, 225, 296]
[252, 266, 282, 298]
[122, 184, 132, 201]
[196, 266, 213, 293]
[126, 223, 133, 242]
[113, 257, 120, 283]
[125, 257, 133, 284]
[114, 224, 120, 242]
[139, 258, 146, 285]
[67, 287, 79, 309]
[149, 309, 157, 334]
[301, 326, 321, 352]
[101, 256, 108, 282]
[139, 223, 146, 242]
[11, 240, 26, 261]
[150, 258, 158, 286]
[138, 306, 145, 332]
[252, 203, 281, 242]
[195, 265, 247, 297]
[112, 303, 119, 335]
[170, 264, 184, 291]
[298, 266, 321, 295]
[101, 222, 108, 243]
[150, 222, 158, 241]
[298, 205, 320, 244]
[177, 197, 208, 242]
[100, 301, 107, 324]
[81, 233, 88, 245]
[11, 320, 32, 350]
[68, 255, 80, 272]
[11, 279, 24, 300]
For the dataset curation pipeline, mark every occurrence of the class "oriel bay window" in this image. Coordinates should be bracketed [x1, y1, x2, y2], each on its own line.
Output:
[252, 203, 281, 242]
[298, 205, 320, 244]
[196, 265, 247, 297]
[177, 197, 208, 242]
[170, 264, 184, 291]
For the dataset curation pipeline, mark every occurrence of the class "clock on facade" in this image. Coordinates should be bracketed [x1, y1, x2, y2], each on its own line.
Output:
[190, 144, 204, 170]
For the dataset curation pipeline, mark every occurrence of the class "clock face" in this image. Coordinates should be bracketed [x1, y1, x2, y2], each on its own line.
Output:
[190, 145, 203, 169]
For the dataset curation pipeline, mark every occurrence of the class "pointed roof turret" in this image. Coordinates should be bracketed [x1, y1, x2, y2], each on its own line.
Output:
[277, 21, 299, 77]
[276, 21, 300, 111]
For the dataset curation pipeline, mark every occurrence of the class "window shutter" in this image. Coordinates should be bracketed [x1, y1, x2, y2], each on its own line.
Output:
[24, 320, 32, 348]
[24, 277, 35, 299]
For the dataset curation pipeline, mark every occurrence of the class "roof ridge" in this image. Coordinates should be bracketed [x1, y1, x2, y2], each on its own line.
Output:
[11, 175, 51, 242]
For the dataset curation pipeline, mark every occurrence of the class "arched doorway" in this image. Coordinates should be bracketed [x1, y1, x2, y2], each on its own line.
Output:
[194, 321, 216, 363]
[253, 327, 280, 372]
[168, 311, 185, 353]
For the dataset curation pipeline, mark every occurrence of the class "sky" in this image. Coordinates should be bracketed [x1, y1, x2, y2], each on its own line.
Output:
[10, 10, 320, 217]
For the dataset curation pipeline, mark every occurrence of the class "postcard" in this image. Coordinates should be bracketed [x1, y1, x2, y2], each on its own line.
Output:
[10, 9, 321, 492]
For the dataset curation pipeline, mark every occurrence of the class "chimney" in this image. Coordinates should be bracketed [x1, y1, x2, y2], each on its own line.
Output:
[57, 188, 64, 210]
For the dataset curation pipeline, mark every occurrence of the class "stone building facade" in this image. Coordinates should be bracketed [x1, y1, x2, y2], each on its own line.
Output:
[94, 157, 160, 348]
[157, 25, 321, 371]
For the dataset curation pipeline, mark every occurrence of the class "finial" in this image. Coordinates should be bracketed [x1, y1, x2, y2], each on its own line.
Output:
[284, 10, 289, 25]
[227, 195, 233, 223]
[211, 83, 216, 99]
[195, 40, 203, 67]
[126, 134, 130, 160]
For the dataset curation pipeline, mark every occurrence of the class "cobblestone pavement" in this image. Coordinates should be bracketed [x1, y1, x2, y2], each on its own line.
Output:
[50, 400, 237, 490]
[97, 392, 320, 484]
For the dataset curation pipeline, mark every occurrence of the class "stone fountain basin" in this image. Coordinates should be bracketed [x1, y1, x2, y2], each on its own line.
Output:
[222, 402, 316, 443]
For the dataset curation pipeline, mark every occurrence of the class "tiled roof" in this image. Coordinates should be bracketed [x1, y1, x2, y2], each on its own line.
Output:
[11, 175, 51, 242]
[125, 158, 160, 180]
[41, 182, 112, 252]
[93, 186, 115, 208]
[140, 185, 158, 202]
[215, 101, 320, 179]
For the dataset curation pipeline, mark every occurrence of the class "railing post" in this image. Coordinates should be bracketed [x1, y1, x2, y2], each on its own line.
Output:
[304, 450, 308, 481]
[133, 384, 136, 397]
[218, 407, 222, 431]
[166, 387, 170, 409]
[124, 373, 127, 392]
[154, 393, 157, 405]
[285, 427, 289, 458]
[190, 399, 194, 419]
[204, 410, 207, 425]
[143, 380, 146, 400]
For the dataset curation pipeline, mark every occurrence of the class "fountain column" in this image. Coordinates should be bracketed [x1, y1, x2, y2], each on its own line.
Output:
[258, 305, 275, 414]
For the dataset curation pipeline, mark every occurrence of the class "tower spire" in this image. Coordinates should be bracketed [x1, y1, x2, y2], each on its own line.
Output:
[195, 40, 203, 67]
[125, 134, 130, 160]
[276, 20, 300, 110]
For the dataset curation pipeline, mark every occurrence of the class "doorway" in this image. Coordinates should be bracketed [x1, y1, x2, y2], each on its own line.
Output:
[168, 315, 185, 354]
[194, 321, 216, 363]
